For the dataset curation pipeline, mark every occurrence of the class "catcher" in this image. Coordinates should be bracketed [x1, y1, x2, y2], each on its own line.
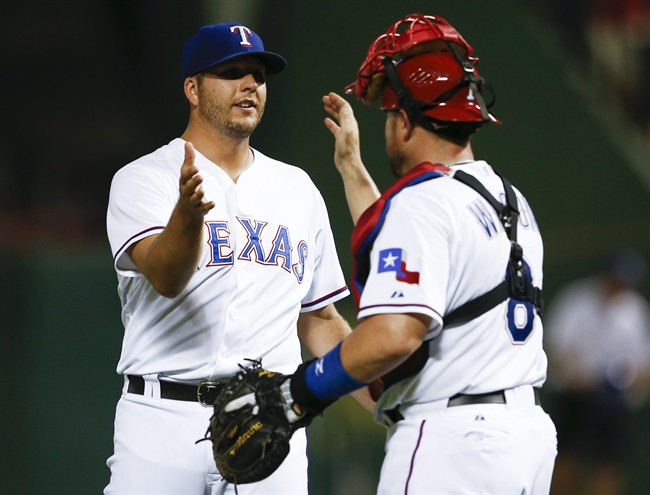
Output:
[201, 12, 557, 494]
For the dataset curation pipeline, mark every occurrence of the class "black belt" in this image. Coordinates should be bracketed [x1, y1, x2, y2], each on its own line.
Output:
[126, 375, 228, 404]
[448, 390, 507, 407]
[383, 388, 541, 424]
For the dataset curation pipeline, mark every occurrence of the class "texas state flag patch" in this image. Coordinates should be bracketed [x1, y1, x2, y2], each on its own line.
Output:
[377, 248, 420, 284]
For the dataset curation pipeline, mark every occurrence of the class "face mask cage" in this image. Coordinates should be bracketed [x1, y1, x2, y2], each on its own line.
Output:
[346, 13, 500, 140]
[345, 14, 474, 103]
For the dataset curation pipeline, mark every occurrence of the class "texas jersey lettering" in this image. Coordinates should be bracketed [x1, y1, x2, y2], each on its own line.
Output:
[205, 218, 307, 283]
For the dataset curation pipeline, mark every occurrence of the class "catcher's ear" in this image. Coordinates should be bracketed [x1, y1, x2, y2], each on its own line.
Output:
[397, 108, 416, 141]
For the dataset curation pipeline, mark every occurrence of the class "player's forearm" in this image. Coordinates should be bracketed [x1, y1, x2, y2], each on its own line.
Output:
[298, 305, 376, 413]
[289, 313, 429, 419]
[137, 208, 205, 298]
[339, 313, 427, 382]
[344, 180, 380, 224]
[348, 386, 377, 413]
[146, 239, 201, 297]
[337, 160, 380, 224]
[297, 304, 353, 358]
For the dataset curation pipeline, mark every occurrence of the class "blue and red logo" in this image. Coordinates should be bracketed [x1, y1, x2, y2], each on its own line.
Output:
[377, 248, 420, 284]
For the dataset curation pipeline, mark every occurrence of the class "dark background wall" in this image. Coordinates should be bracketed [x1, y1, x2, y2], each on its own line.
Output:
[1, 1, 649, 494]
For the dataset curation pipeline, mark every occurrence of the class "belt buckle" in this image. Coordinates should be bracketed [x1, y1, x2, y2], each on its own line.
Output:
[197, 381, 223, 406]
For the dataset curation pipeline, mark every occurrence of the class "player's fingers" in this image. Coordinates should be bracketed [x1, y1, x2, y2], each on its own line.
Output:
[328, 92, 353, 115]
[332, 111, 358, 139]
[336, 101, 355, 122]
[323, 101, 340, 122]
[180, 175, 211, 213]
[200, 200, 216, 213]
[185, 193, 214, 216]
[188, 185, 215, 213]
[324, 117, 340, 136]
[185, 182, 203, 204]
[323, 102, 338, 118]
[327, 91, 344, 105]
[322, 92, 339, 107]
[182, 171, 204, 194]
[324, 91, 349, 110]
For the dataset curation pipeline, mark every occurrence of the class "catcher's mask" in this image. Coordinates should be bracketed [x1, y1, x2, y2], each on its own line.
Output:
[345, 13, 500, 140]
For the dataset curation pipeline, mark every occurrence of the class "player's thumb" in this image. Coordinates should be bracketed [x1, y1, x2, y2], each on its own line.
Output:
[184, 141, 196, 167]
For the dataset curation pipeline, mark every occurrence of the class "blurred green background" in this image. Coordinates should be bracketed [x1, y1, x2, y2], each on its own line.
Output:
[1, 1, 649, 494]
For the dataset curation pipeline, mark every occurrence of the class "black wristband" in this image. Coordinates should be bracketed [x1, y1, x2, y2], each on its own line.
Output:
[290, 359, 335, 416]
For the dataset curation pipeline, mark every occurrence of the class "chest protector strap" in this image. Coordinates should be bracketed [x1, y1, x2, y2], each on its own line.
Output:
[444, 170, 543, 327]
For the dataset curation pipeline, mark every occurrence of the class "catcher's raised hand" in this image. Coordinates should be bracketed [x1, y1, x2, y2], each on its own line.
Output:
[322, 92, 380, 224]
[179, 141, 215, 217]
[323, 92, 363, 176]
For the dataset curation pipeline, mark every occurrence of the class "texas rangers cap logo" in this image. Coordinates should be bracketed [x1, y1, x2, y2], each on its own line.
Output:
[230, 25, 253, 47]
[378, 248, 420, 284]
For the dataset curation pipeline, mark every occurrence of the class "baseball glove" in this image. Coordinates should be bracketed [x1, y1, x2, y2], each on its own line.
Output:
[197, 360, 312, 485]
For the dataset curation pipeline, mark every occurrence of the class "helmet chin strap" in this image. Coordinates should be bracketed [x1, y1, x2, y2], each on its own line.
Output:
[445, 42, 493, 123]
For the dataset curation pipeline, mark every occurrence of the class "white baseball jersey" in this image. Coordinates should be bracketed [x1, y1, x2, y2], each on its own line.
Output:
[106, 138, 349, 381]
[357, 160, 547, 416]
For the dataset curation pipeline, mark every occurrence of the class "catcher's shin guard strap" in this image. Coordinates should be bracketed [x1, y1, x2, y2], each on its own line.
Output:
[291, 342, 367, 414]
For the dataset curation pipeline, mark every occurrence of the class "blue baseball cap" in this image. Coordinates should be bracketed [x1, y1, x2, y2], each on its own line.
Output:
[182, 22, 287, 78]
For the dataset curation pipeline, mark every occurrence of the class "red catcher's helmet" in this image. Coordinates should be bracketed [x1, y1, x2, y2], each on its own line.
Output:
[345, 13, 500, 126]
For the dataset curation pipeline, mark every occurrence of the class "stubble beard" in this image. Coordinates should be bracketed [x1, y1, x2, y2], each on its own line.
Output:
[387, 149, 406, 178]
[385, 114, 406, 178]
[198, 90, 265, 140]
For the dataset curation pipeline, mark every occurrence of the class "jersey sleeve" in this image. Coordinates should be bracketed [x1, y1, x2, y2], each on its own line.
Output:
[357, 190, 449, 337]
[106, 164, 178, 274]
[300, 191, 350, 312]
